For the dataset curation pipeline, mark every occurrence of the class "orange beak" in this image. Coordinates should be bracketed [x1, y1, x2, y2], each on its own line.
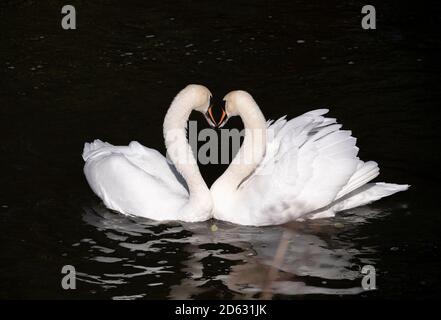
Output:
[204, 105, 217, 128]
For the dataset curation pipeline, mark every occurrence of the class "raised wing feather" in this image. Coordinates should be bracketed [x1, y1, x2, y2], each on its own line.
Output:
[238, 110, 366, 223]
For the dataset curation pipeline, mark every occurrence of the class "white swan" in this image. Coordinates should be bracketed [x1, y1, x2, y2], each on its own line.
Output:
[210, 90, 409, 226]
[82, 84, 217, 222]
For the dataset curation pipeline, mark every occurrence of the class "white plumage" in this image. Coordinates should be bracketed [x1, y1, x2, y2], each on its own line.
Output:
[211, 91, 409, 226]
[83, 140, 189, 219]
[82, 85, 214, 222]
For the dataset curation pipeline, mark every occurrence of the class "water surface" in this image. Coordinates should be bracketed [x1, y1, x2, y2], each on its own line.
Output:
[1, 0, 440, 299]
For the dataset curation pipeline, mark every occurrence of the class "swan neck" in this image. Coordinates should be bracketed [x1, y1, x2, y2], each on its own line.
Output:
[163, 93, 211, 210]
[221, 101, 267, 189]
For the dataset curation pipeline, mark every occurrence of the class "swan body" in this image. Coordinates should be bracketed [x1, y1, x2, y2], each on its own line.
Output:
[83, 85, 214, 222]
[211, 91, 409, 226]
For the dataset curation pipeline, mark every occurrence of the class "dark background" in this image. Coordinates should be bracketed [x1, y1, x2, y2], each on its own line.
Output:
[0, 0, 440, 299]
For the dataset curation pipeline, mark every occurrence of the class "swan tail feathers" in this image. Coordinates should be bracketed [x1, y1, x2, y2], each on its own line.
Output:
[335, 161, 380, 199]
[309, 182, 409, 219]
[83, 139, 113, 161]
[333, 182, 410, 212]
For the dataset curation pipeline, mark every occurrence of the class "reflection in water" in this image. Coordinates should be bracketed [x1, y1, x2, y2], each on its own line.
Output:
[77, 204, 386, 299]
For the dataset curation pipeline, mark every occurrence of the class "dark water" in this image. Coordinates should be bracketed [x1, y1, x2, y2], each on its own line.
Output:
[1, 0, 440, 299]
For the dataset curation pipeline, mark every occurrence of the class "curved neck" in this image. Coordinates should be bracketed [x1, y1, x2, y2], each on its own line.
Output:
[219, 101, 267, 190]
[163, 92, 211, 214]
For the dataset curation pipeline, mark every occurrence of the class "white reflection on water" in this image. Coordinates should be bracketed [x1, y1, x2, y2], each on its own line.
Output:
[78, 204, 387, 299]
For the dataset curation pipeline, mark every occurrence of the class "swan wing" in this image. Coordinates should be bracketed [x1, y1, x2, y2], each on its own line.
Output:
[238, 110, 366, 224]
[83, 139, 188, 217]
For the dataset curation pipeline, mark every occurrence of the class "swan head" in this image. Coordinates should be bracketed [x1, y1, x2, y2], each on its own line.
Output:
[183, 84, 217, 127]
[217, 90, 255, 128]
